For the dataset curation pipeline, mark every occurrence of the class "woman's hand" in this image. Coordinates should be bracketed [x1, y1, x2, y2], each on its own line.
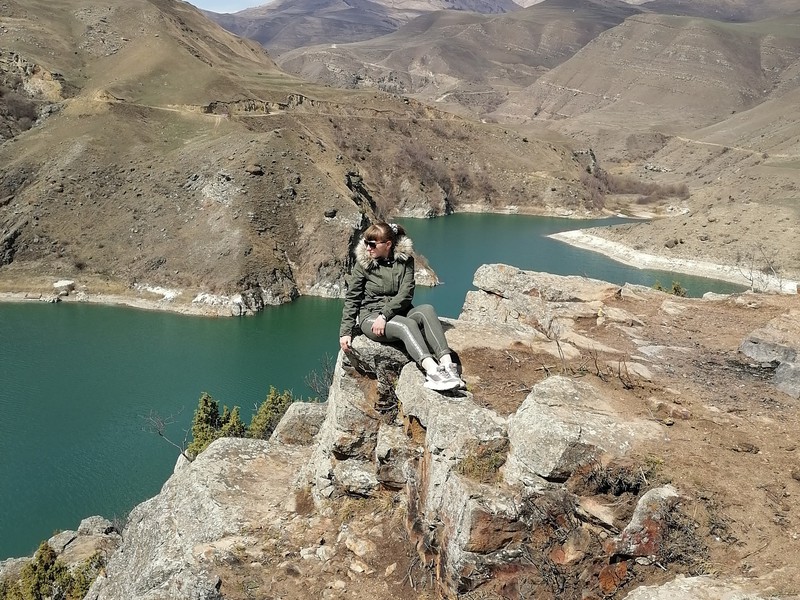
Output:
[371, 314, 387, 337]
[339, 335, 352, 352]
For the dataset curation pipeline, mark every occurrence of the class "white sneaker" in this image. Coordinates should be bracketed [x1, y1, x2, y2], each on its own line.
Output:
[424, 366, 461, 391]
[443, 363, 466, 389]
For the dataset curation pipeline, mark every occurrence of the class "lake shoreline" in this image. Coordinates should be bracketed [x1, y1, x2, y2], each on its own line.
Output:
[2, 222, 796, 316]
[0, 289, 232, 317]
[549, 230, 798, 294]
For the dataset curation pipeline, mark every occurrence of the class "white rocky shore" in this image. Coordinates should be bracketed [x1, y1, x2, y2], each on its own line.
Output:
[549, 230, 798, 294]
[2, 227, 796, 319]
[0, 283, 287, 317]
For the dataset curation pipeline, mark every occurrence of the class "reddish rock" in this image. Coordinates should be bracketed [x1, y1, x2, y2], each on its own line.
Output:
[464, 509, 527, 552]
[549, 526, 592, 565]
[599, 561, 629, 595]
[608, 485, 679, 559]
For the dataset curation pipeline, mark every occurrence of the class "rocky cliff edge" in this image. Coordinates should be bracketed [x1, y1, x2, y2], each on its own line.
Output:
[22, 264, 799, 600]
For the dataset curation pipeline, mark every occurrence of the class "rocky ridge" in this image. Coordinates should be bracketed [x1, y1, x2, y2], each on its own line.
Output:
[7, 264, 796, 599]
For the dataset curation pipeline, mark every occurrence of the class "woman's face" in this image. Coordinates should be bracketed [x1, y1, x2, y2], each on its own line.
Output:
[365, 238, 392, 260]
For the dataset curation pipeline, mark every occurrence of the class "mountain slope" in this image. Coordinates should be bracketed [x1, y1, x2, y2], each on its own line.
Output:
[208, 0, 520, 57]
[0, 0, 591, 309]
[277, 0, 642, 117]
[644, 0, 800, 22]
[495, 13, 800, 153]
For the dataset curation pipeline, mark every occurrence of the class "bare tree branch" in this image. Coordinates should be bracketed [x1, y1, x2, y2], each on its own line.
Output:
[141, 410, 192, 462]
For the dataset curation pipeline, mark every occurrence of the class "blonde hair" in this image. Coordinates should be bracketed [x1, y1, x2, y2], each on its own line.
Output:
[363, 221, 406, 244]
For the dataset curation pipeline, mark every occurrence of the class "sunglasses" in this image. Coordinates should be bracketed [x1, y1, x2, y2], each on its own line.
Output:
[364, 240, 387, 249]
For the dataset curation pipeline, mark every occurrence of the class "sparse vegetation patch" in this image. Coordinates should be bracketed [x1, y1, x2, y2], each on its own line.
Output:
[455, 438, 509, 484]
[653, 280, 688, 296]
[185, 387, 308, 457]
[582, 168, 690, 208]
[0, 543, 105, 600]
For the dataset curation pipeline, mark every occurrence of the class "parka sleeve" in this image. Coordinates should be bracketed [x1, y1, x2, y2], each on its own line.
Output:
[380, 257, 415, 320]
[340, 263, 367, 337]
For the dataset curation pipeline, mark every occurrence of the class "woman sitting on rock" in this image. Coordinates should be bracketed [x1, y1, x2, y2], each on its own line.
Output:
[338, 221, 465, 392]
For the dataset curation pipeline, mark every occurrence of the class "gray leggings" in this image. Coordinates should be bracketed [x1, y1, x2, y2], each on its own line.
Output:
[360, 304, 450, 364]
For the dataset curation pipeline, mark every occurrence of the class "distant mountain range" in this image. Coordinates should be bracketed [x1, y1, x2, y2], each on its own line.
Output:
[205, 0, 800, 58]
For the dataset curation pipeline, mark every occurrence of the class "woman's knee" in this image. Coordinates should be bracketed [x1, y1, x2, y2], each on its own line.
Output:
[411, 304, 437, 317]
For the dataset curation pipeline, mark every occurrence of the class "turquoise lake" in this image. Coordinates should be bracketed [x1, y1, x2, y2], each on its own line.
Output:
[0, 214, 745, 559]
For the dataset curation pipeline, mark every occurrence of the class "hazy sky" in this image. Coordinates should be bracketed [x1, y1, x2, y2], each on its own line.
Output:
[188, 0, 267, 13]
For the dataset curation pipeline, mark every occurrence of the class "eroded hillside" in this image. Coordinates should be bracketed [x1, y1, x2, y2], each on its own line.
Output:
[276, 1, 641, 118]
[0, 0, 598, 312]
[256, 1, 800, 285]
[209, 0, 520, 57]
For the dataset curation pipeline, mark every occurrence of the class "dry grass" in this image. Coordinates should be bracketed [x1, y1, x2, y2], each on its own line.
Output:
[455, 438, 509, 484]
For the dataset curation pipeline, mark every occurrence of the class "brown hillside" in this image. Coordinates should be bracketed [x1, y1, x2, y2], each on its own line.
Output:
[644, 0, 800, 22]
[495, 14, 800, 141]
[209, 0, 520, 58]
[0, 0, 593, 309]
[277, 0, 641, 118]
[494, 12, 800, 282]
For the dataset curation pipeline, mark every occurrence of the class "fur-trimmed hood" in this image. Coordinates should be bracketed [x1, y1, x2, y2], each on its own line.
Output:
[355, 234, 414, 270]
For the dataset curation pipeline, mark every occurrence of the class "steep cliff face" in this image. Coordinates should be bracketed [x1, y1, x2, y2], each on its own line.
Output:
[76, 266, 799, 599]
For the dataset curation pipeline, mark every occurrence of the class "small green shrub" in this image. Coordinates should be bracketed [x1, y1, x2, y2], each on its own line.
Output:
[249, 387, 296, 440]
[653, 280, 688, 297]
[187, 392, 222, 456]
[186, 388, 299, 457]
[0, 543, 105, 600]
[219, 406, 246, 438]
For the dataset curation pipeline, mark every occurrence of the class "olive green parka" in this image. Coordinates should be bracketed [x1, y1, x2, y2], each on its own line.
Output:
[339, 234, 415, 337]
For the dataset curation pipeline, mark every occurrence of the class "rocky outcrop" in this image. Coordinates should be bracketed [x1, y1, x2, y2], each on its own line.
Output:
[46, 265, 796, 600]
[624, 575, 774, 600]
[269, 400, 327, 446]
[739, 310, 800, 399]
[504, 376, 660, 485]
[1, 218, 26, 265]
[460, 263, 648, 360]
[86, 439, 312, 600]
[0, 516, 121, 591]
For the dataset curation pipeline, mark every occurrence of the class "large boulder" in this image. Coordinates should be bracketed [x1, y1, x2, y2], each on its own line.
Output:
[504, 376, 661, 484]
[461, 264, 638, 356]
[471, 264, 621, 303]
[739, 310, 799, 364]
[775, 361, 800, 399]
[86, 438, 310, 600]
[270, 400, 327, 446]
[739, 310, 800, 398]
[625, 575, 773, 600]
